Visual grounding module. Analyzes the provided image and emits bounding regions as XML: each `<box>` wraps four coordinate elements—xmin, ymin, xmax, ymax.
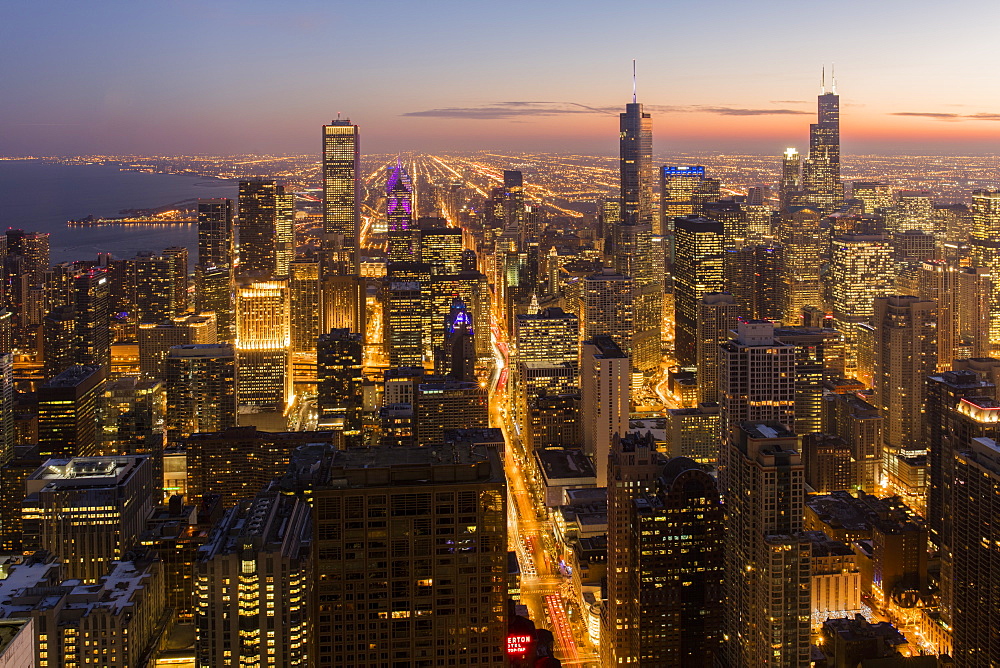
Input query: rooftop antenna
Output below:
<box><xmin>831</xmin><ymin>63</ymin><xmax>837</xmax><ymax>95</ymax></box>
<box><xmin>337</xmin><ymin>111</ymin><xmax>341</xmax><ymax>120</ymax></box>
<box><xmin>632</xmin><ymin>59</ymin><xmax>637</xmax><ymax>103</ymax></box>
<box><xmin>821</xmin><ymin>66</ymin><xmax>826</xmax><ymax>95</ymax></box>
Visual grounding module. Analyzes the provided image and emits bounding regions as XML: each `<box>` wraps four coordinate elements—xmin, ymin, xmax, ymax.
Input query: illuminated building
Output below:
<box><xmin>580</xmin><ymin>269</ymin><xmax>634</xmax><ymax>359</ymax></box>
<box><xmin>162</xmin><ymin>246</ymin><xmax>189</xmax><ymax>315</ymax></box>
<box><xmin>825</xmin><ymin>392</ymin><xmax>883</xmax><ymax>493</ymax></box>
<box><xmin>872</xmin><ymin>296</ymin><xmax>937</xmax><ymax>492</ymax></box>
<box><xmin>885</xmin><ymin>190</ymin><xmax>935</xmax><ymax>236</ymax></box>
<box><xmin>774</xmin><ymin>326</ymin><xmax>844</xmax><ymax>435</ymax></box>
<box><xmin>0</xmin><ymin>445</ymin><xmax>42</xmax><ymax>553</ymax></box>
<box><xmin>852</xmin><ymin>181</ymin><xmax>894</xmax><ymax>215</ymax></box>
<box><xmin>673</xmin><ymin>217</ymin><xmax>725</xmax><ymax>366</ymax></box>
<box><xmin>236</xmin><ymin>278</ymin><xmax>290</xmax><ymax>410</ymax></box>
<box><xmin>22</xmin><ymin>455</ymin><xmax>157</xmax><ymax>583</ymax></box>
<box><xmin>911</xmin><ymin>261</ymin><xmax>966</xmax><ymax>369</ymax></box>
<box><xmin>238</xmin><ymin>180</ymin><xmax>295</xmax><ymax>277</ymax></box>
<box><xmin>316</xmin><ymin>329</ymin><xmax>363</xmax><ymax>441</ymax></box>
<box><xmin>133</xmin><ymin>253</ymin><xmax>178</xmax><ymax>324</ymax></box>
<box><xmin>806</xmin><ymin>534</ymin><xmax>862</xmax><ymax>634</ymax></box>
<box><xmin>0</xmin><ymin>552</ymin><xmax>165</xmax><ymax>668</ymax></box>
<box><xmin>42</xmin><ymin>304</ymin><xmax>78</xmax><ymax>378</ymax></box>
<box><xmin>185</xmin><ymin>426</ymin><xmax>335</xmax><ymax>507</ymax></box>
<box><xmin>502</xmin><ymin>169</ymin><xmax>526</xmax><ymax>243</ymax></box>
<box><xmin>288</xmin><ymin>259</ymin><xmax>325</xmax><ymax>356</ymax></box>
<box><xmin>728</xmin><ymin>243</ymin><xmax>783</xmax><ymax>321</ymax></box>
<box><xmin>695</xmin><ymin>293</ymin><xmax>739</xmax><ymax>403</ymax></box>
<box><xmin>779</xmin><ymin>148</ymin><xmax>803</xmax><ymax>207</ymax></box>
<box><xmin>413</xmin><ymin>380</ymin><xmax>488</xmax><ymax>447</ymax></box>
<box><xmin>665</xmin><ymin>403</ymin><xmax>720</xmax><ymax>466</ymax></box>
<box><xmin>948</xmin><ymin>436</ymin><xmax>1000</xmax><ymax>665</ymax></box>
<box><xmin>309</xmin><ymin>445</ymin><xmax>507</xmax><ymax>668</ymax></box>
<box><xmin>195</xmin><ymin>263</ymin><xmax>235</xmax><ymax>341</ymax></box>
<box><xmin>802</xmin><ymin>433</ymin><xmax>853</xmax><ymax>492</ymax></box>
<box><xmin>597</xmin><ymin>197</ymin><xmax>621</xmax><ymax>251</ymax></box>
<box><xmin>620</xmin><ymin>97</ymin><xmax>653</xmax><ymax>230</ymax></box>
<box><xmin>385</xmin><ymin>281</ymin><xmax>424</xmax><ymax>367</ymax></box>
<box><xmin>441</xmin><ymin>298</ymin><xmax>475</xmax><ymax>381</ymax></box>
<box><xmin>321</xmin><ymin>273</ymin><xmax>366</xmax><ymax>336</ymax></box>
<box><xmin>418</xmin><ymin>225</ymin><xmax>463</xmax><ymax>274</ymax></box>
<box><xmin>100</xmin><ymin>376</ymin><xmax>165</xmax><ymax>455</ymax></box>
<box><xmin>164</xmin><ymin>343</ymin><xmax>237</xmax><ymax>441</ymax></box>
<box><xmin>386</xmin><ymin>158</ymin><xmax>414</xmax><ymax>232</ymax></box>
<box><xmin>73</xmin><ymin>268</ymin><xmax>111</xmax><ymax>371</ymax></box>
<box><xmin>196</xmin><ymin>490</ymin><xmax>310</xmax><ymax>668</ymax></box>
<box><xmin>322</xmin><ymin>119</ymin><xmax>360</xmax><ymax>274</ymax></box>
<box><xmin>37</xmin><ymin>363</ymin><xmax>106</xmax><ymax>458</ymax></box>
<box><xmin>722</xmin><ymin>422</ymin><xmax>811</xmax><ymax>667</ymax></box>
<box><xmin>197</xmin><ymin>198</ymin><xmax>235</xmax><ymax>268</ymax></box>
<box><xmin>778</xmin><ymin>205</ymin><xmax>826</xmax><ymax>323</ymax></box>
<box><xmin>514</xmin><ymin>307</ymin><xmax>579</xmax><ymax>369</ymax></box>
<box><xmin>802</xmin><ymin>76</ymin><xmax>843</xmax><ymax>213</ymax></box>
<box><xmin>719</xmin><ymin>321</ymin><xmax>796</xmax><ymax>448</ymax></box>
<box><xmin>601</xmin><ymin>431</ymin><xmax>664</xmax><ymax>665</ymax></box>
<box><xmin>525</xmin><ymin>393</ymin><xmax>580</xmax><ymax>451</ymax></box>
<box><xmin>817</xmin><ymin>616</ymin><xmax>910</xmax><ymax>666</ymax></box>
<box><xmin>138</xmin><ymin>312</ymin><xmax>217</xmax><ymax>379</ymax></box>
<box><xmin>828</xmin><ymin>233</ymin><xmax>895</xmax><ymax>372</ymax></box>
<box><xmin>581</xmin><ymin>336</ymin><xmax>629</xmax><ymax>487</ymax></box>
<box><xmin>969</xmin><ymin>190</ymin><xmax>1000</xmax><ymax>354</ymax></box>
<box><xmin>660</xmin><ymin>165</ymin><xmax>719</xmax><ymax>236</ymax></box>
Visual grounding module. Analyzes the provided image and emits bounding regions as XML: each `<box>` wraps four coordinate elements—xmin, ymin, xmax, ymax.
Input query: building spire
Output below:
<box><xmin>821</xmin><ymin>66</ymin><xmax>826</xmax><ymax>95</ymax></box>
<box><xmin>831</xmin><ymin>63</ymin><xmax>837</xmax><ymax>95</ymax></box>
<box><xmin>632</xmin><ymin>59</ymin><xmax>637</xmax><ymax>103</ymax></box>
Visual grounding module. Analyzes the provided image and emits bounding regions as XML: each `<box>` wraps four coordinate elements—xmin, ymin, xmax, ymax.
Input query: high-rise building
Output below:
<box><xmin>385</xmin><ymin>280</ymin><xmax>424</xmax><ymax>367</ymax></box>
<box><xmin>37</xmin><ymin>364</ymin><xmax>106</xmax><ymax>458</ymax></box>
<box><xmin>386</xmin><ymin>158</ymin><xmax>414</xmax><ymax>232</ymax></box>
<box><xmin>413</xmin><ymin>380</ymin><xmax>488</xmax><ymax>447</ymax></box>
<box><xmin>164</xmin><ymin>343</ymin><xmax>238</xmax><ymax>441</ymax></box>
<box><xmin>441</xmin><ymin>298</ymin><xmax>476</xmax><ymax>381</ymax></box>
<box><xmin>100</xmin><ymin>376</ymin><xmax>165</xmax><ymax>455</ymax></box>
<box><xmin>73</xmin><ymin>268</ymin><xmax>111</xmax><ymax>370</ymax></box>
<box><xmin>825</xmin><ymin>392</ymin><xmax>883</xmax><ymax>493</ymax></box>
<box><xmin>601</xmin><ymin>431</ymin><xmax>665</xmax><ymax>665</ymax></box>
<box><xmin>418</xmin><ymin>225</ymin><xmax>463</xmax><ymax>274</ymax></box>
<box><xmin>42</xmin><ymin>304</ymin><xmax>78</xmax><ymax>379</ymax></box>
<box><xmin>774</xmin><ymin>326</ymin><xmax>845</xmax><ymax>436</ymax></box>
<box><xmin>316</xmin><ymin>329</ymin><xmax>363</xmax><ymax>441</ymax></box>
<box><xmin>289</xmin><ymin>259</ymin><xmax>321</xmax><ymax>355</ymax></box>
<box><xmin>138</xmin><ymin>312</ymin><xmax>217</xmax><ymax>379</ymax></box>
<box><xmin>696</xmin><ymin>293</ymin><xmax>739</xmax><ymax>404</ymax></box>
<box><xmin>872</xmin><ymin>296</ymin><xmax>937</xmax><ymax>495</ymax></box>
<box><xmin>723</xmin><ymin>422</ymin><xmax>811</xmax><ymax>667</ymax></box>
<box><xmin>513</xmin><ymin>307</ymin><xmax>579</xmax><ymax>369</ymax></box>
<box><xmin>581</xmin><ymin>336</ymin><xmax>630</xmax><ymax>487</ymax></box>
<box><xmin>728</xmin><ymin>243</ymin><xmax>784</xmax><ymax>321</ymax></box>
<box><xmin>580</xmin><ymin>269</ymin><xmax>634</xmax><ymax>357</ymax></box>
<box><xmin>236</xmin><ymin>278</ymin><xmax>291</xmax><ymax>410</ymax></box>
<box><xmin>195</xmin><ymin>263</ymin><xmax>235</xmax><ymax>341</ymax></box>
<box><xmin>779</xmin><ymin>148</ymin><xmax>803</xmax><ymax>207</ymax></box>
<box><xmin>322</xmin><ymin>119</ymin><xmax>361</xmax><ymax>275</ymax></box>
<box><xmin>802</xmin><ymin>77</ymin><xmax>843</xmax><ymax>213</ymax></box>
<box><xmin>162</xmin><ymin>246</ymin><xmax>189</xmax><ymax>315</ymax></box>
<box><xmin>238</xmin><ymin>180</ymin><xmax>295</xmax><ymax>277</ymax></box>
<box><xmin>133</xmin><ymin>253</ymin><xmax>177</xmax><ymax>324</ymax></box>
<box><xmin>22</xmin><ymin>455</ymin><xmax>157</xmax><ymax>583</ymax></box>
<box><xmin>620</xmin><ymin>98</ymin><xmax>653</xmax><ymax>229</ymax></box>
<box><xmin>197</xmin><ymin>198</ymin><xmax>235</xmax><ymax>268</ymax></box>
<box><xmin>969</xmin><ymin>190</ymin><xmax>1000</xmax><ymax>354</ymax></box>
<box><xmin>778</xmin><ymin>205</ymin><xmax>826</xmax><ymax>323</ymax></box>
<box><xmin>660</xmin><ymin>165</ymin><xmax>719</xmax><ymax>236</ymax></box>
<box><xmin>309</xmin><ymin>445</ymin><xmax>507</xmax><ymax>667</ymax></box>
<box><xmin>674</xmin><ymin>216</ymin><xmax>726</xmax><ymax>366</ymax></box>
<box><xmin>196</xmin><ymin>490</ymin><xmax>310</xmax><ymax>668</ymax></box>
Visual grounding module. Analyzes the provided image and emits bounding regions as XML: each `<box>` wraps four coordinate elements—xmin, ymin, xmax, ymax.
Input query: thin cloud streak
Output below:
<box><xmin>891</xmin><ymin>111</ymin><xmax>1000</xmax><ymax>121</ymax></box>
<box><xmin>403</xmin><ymin>101</ymin><xmax>810</xmax><ymax>119</ymax></box>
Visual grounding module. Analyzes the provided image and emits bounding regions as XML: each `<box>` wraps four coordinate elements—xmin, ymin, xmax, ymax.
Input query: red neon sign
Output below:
<box><xmin>507</xmin><ymin>634</ymin><xmax>532</xmax><ymax>657</ymax></box>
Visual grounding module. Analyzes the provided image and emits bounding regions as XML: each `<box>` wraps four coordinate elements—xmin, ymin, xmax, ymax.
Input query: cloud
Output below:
<box><xmin>696</xmin><ymin>106</ymin><xmax>809</xmax><ymax>116</ymax></box>
<box><xmin>403</xmin><ymin>101</ymin><xmax>810</xmax><ymax>119</ymax></box>
<box><xmin>770</xmin><ymin>100</ymin><xmax>808</xmax><ymax>104</ymax></box>
<box><xmin>891</xmin><ymin>111</ymin><xmax>1000</xmax><ymax>121</ymax></box>
<box><xmin>401</xmin><ymin>101</ymin><xmax>611</xmax><ymax>119</ymax></box>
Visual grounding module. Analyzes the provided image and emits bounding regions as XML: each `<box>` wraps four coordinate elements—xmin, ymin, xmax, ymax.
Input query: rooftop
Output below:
<box><xmin>535</xmin><ymin>448</ymin><xmax>597</xmax><ymax>482</ymax></box>
<box><xmin>41</xmin><ymin>364</ymin><xmax>103</xmax><ymax>388</ymax></box>
<box><xmin>325</xmin><ymin>444</ymin><xmax>503</xmax><ymax>488</ymax></box>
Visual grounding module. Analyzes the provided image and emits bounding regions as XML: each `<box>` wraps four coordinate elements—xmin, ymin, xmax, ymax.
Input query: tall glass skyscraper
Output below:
<box><xmin>238</xmin><ymin>180</ymin><xmax>295</xmax><ymax>278</ymax></box>
<box><xmin>322</xmin><ymin>119</ymin><xmax>361</xmax><ymax>275</ymax></box>
<box><xmin>803</xmin><ymin>73</ymin><xmax>843</xmax><ymax>212</ymax></box>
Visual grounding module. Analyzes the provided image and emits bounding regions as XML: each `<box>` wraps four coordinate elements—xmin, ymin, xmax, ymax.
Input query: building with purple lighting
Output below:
<box><xmin>386</xmin><ymin>159</ymin><xmax>414</xmax><ymax>232</ymax></box>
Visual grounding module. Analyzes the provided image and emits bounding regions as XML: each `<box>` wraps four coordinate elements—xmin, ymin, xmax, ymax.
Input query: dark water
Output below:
<box><xmin>0</xmin><ymin>160</ymin><xmax>237</xmax><ymax>264</ymax></box>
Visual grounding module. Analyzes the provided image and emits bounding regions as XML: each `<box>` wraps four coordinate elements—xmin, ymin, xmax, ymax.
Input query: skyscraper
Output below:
<box><xmin>37</xmin><ymin>364</ymin><xmax>106</xmax><ymax>458</ymax></box>
<box><xmin>73</xmin><ymin>268</ymin><xmax>111</xmax><ymax>370</ymax></box>
<box><xmin>779</xmin><ymin>147</ymin><xmax>803</xmax><ymax>207</ymax></box>
<box><xmin>802</xmin><ymin>72</ymin><xmax>843</xmax><ymax>213</ymax></box>
<box><xmin>581</xmin><ymin>336</ymin><xmax>630</xmax><ymax>487</ymax></box>
<box><xmin>164</xmin><ymin>343</ymin><xmax>238</xmax><ymax>441</ymax></box>
<box><xmin>235</xmin><ymin>278</ymin><xmax>291</xmax><ymax>410</ymax></box>
<box><xmin>696</xmin><ymin>292</ymin><xmax>739</xmax><ymax>404</ymax></box>
<box><xmin>289</xmin><ymin>258</ymin><xmax>322</xmax><ymax>355</ymax></box>
<box><xmin>778</xmin><ymin>205</ymin><xmax>826</xmax><ymax>323</ymax></box>
<box><xmin>197</xmin><ymin>198</ymin><xmax>235</xmax><ymax>268</ymax></box>
<box><xmin>322</xmin><ymin>119</ymin><xmax>361</xmax><ymax>275</ymax></box>
<box><xmin>723</xmin><ymin>422</ymin><xmax>811</xmax><ymax>667</ymax></box>
<box><xmin>620</xmin><ymin>96</ymin><xmax>653</xmax><ymax>229</ymax></box>
<box><xmin>316</xmin><ymin>329</ymin><xmax>363</xmax><ymax>440</ymax></box>
<box><xmin>580</xmin><ymin>269</ymin><xmax>634</xmax><ymax>360</ymax></box>
<box><xmin>195</xmin><ymin>263</ymin><xmax>235</xmax><ymax>342</ymax></box>
<box><xmin>238</xmin><ymin>180</ymin><xmax>295</xmax><ymax>277</ymax></box>
<box><xmin>442</xmin><ymin>297</ymin><xmax>476</xmax><ymax>381</ymax></box>
<box><xmin>969</xmin><ymin>189</ymin><xmax>1000</xmax><ymax>354</ymax></box>
<box><xmin>674</xmin><ymin>216</ymin><xmax>726</xmax><ymax>367</ymax></box>
<box><xmin>133</xmin><ymin>253</ymin><xmax>177</xmax><ymax>324</ymax></box>
<box><xmin>386</xmin><ymin>158</ymin><xmax>414</xmax><ymax>232</ymax></box>
<box><xmin>309</xmin><ymin>445</ymin><xmax>507</xmax><ymax>667</ymax></box>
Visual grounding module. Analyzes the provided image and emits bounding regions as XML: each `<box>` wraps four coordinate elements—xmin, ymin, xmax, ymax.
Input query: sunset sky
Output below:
<box><xmin>4</xmin><ymin>0</ymin><xmax>1000</xmax><ymax>156</ymax></box>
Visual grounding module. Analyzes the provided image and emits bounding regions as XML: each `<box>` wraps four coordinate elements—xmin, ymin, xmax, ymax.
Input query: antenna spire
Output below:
<box><xmin>632</xmin><ymin>59</ymin><xmax>637</xmax><ymax>103</ymax></box>
<box><xmin>821</xmin><ymin>66</ymin><xmax>826</xmax><ymax>95</ymax></box>
<box><xmin>831</xmin><ymin>63</ymin><xmax>837</xmax><ymax>94</ymax></box>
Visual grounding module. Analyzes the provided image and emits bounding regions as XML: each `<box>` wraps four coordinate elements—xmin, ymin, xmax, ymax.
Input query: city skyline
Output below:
<box><xmin>4</xmin><ymin>0</ymin><xmax>1000</xmax><ymax>156</ymax></box>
